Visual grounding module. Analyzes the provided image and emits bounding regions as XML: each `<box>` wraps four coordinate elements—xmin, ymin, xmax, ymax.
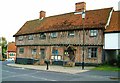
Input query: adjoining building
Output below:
<box><xmin>104</xmin><ymin>11</ymin><xmax>120</xmax><ymax>63</ymax></box>
<box><xmin>7</xmin><ymin>42</ymin><xmax>16</xmax><ymax>60</ymax></box>
<box><xmin>13</xmin><ymin>2</ymin><xmax>119</xmax><ymax>66</ymax></box>
<box><xmin>0</xmin><ymin>37</ymin><xmax>2</xmax><ymax>60</ymax></box>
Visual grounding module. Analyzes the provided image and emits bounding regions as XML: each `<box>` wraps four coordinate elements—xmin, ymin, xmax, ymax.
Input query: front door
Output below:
<box><xmin>40</xmin><ymin>49</ymin><xmax>45</xmax><ymax>59</ymax></box>
<box><xmin>67</xmin><ymin>47</ymin><xmax>75</xmax><ymax>62</ymax></box>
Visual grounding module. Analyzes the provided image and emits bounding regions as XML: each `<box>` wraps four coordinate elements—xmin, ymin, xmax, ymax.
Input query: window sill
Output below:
<box><xmin>39</xmin><ymin>38</ymin><xmax>46</xmax><ymax>40</ymax></box>
<box><xmin>89</xmin><ymin>36</ymin><xmax>97</xmax><ymax>37</ymax></box>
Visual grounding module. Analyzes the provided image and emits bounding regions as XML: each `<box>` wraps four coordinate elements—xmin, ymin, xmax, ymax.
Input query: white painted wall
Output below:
<box><xmin>105</xmin><ymin>33</ymin><xmax>120</xmax><ymax>49</ymax></box>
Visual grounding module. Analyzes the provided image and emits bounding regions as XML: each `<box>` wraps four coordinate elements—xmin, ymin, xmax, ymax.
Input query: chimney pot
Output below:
<box><xmin>39</xmin><ymin>11</ymin><xmax>46</xmax><ymax>19</ymax></box>
<box><xmin>75</xmin><ymin>2</ymin><xmax>86</xmax><ymax>12</ymax></box>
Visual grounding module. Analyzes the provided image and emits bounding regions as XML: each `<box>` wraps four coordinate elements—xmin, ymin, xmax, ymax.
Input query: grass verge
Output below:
<box><xmin>92</xmin><ymin>65</ymin><xmax>120</xmax><ymax>71</ymax></box>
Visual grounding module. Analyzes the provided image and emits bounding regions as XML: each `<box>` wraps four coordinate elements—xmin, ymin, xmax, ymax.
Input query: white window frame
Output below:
<box><xmin>90</xmin><ymin>30</ymin><xmax>98</xmax><ymax>37</ymax></box>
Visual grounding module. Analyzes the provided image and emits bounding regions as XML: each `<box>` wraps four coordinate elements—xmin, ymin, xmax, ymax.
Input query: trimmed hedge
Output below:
<box><xmin>15</xmin><ymin>58</ymin><xmax>34</xmax><ymax>65</ymax></box>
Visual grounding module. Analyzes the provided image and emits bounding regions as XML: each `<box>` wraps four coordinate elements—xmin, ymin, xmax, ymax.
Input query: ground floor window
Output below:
<box><xmin>52</xmin><ymin>49</ymin><xmax>61</xmax><ymax>60</ymax></box>
<box><xmin>19</xmin><ymin>47</ymin><xmax>24</xmax><ymax>54</ymax></box>
<box><xmin>9</xmin><ymin>53</ymin><xmax>15</xmax><ymax>56</ymax></box>
<box><xmin>88</xmin><ymin>47</ymin><xmax>97</xmax><ymax>58</ymax></box>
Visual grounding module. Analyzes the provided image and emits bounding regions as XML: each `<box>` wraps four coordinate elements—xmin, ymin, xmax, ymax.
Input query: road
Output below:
<box><xmin>1</xmin><ymin>61</ymin><xmax>119</xmax><ymax>82</ymax></box>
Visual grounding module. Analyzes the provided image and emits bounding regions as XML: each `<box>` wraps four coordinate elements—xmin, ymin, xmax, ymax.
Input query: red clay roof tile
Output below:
<box><xmin>14</xmin><ymin>7</ymin><xmax>112</xmax><ymax>36</ymax></box>
<box><xmin>7</xmin><ymin>42</ymin><xmax>16</xmax><ymax>52</ymax></box>
<box><xmin>105</xmin><ymin>11</ymin><xmax>120</xmax><ymax>32</ymax></box>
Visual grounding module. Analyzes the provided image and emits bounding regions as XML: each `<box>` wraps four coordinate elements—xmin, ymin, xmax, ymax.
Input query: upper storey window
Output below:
<box><xmin>68</xmin><ymin>31</ymin><xmax>75</xmax><ymax>37</ymax></box>
<box><xmin>18</xmin><ymin>36</ymin><xmax>23</xmax><ymax>41</ymax></box>
<box><xmin>51</xmin><ymin>32</ymin><xmax>57</xmax><ymax>38</ymax></box>
<box><xmin>90</xmin><ymin>30</ymin><xmax>98</xmax><ymax>37</ymax></box>
<box><xmin>28</xmin><ymin>35</ymin><xmax>33</xmax><ymax>40</ymax></box>
<box><xmin>40</xmin><ymin>33</ymin><xmax>46</xmax><ymax>39</ymax></box>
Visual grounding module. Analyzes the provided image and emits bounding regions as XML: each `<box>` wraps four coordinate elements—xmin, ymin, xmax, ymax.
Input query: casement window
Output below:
<box><xmin>18</xmin><ymin>36</ymin><xmax>23</xmax><ymax>41</ymax></box>
<box><xmin>51</xmin><ymin>32</ymin><xmax>57</xmax><ymax>38</ymax></box>
<box><xmin>90</xmin><ymin>30</ymin><xmax>98</xmax><ymax>37</ymax></box>
<box><xmin>88</xmin><ymin>48</ymin><xmax>97</xmax><ymax>58</ymax></box>
<box><xmin>40</xmin><ymin>33</ymin><xmax>46</xmax><ymax>39</ymax></box>
<box><xmin>32</xmin><ymin>49</ymin><xmax>37</xmax><ymax>55</ymax></box>
<box><xmin>68</xmin><ymin>31</ymin><xmax>75</xmax><ymax>37</ymax></box>
<box><xmin>28</xmin><ymin>35</ymin><xmax>33</xmax><ymax>40</ymax></box>
<box><xmin>19</xmin><ymin>47</ymin><xmax>24</xmax><ymax>54</ymax></box>
<box><xmin>9</xmin><ymin>53</ymin><xmax>15</xmax><ymax>56</ymax></box>
<box><xmin>52</xmin><ymin>49</ymin><xmax>60</xmax><ymax>60</ymax></box>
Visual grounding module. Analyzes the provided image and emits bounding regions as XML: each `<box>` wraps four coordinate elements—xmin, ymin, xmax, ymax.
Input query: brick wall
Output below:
<box><xmin>15</xmin><ymin>29</ymin><xmax>103</xmax><ymax>46</ymax></box>
<box><xmin>16</xmin><ymin>45</ymin><xmax>103</xmax><ymax>64</ymax></box>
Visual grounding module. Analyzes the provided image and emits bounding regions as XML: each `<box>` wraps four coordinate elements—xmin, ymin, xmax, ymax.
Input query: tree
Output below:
<box><xmin>0</xmin><ymin>37</ymin><xmax>7</xmax><ymax>59</ymax></box>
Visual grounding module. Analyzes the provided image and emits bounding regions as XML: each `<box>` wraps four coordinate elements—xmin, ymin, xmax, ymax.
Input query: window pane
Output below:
<box><xmin>90</xmin><ymin>30</ymin><xmax>98</xmax><ymax>36</ymax></box>
<box><xmin>88</xmin><ymin>48</ymin><xmax>97</xmax><ymax>58</ymax></box>
<box><xmin>88</xmin><ymin>48</ymin><xmax>91</xmax><ymax>58</ymax></box>
<box><xmin>94</xmin><ymin>30</ymin><xmax>97</xmax><ymax>36</ymax></box>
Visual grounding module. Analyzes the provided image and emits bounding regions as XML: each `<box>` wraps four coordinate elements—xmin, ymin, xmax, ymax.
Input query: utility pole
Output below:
<box><xmin>82</xmin><ymin>10</ymin><xmax>85</xmax><ymax>70</ymax></box>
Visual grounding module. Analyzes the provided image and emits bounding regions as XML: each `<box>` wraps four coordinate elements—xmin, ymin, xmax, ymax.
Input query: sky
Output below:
<box><xmin>0</xmin><ymin>0</ymin><xmax>119</xmax><ymax>42</ymax></box>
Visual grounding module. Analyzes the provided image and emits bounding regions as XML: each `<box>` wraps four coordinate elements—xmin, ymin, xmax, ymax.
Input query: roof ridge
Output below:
<box><xmin>27</xmin><ymin>7</ymin><xmax>113</xmax><ymax>22</ymax></box>
<box><xmin>86</xmin><ymin>7</ymin><xmax>113</xmax><ymax>12</ymax></box>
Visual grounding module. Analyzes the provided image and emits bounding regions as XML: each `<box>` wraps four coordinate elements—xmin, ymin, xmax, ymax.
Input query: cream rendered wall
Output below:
<box><xmin>105</xmin><ymin>33</ymin><xmax>120</xmax><ymax>49</ymax></box>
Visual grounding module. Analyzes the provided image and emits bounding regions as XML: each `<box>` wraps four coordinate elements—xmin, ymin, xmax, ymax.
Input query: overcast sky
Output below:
<box><xmin>0</xmin><ymin>0</ymin><xmax>119</xmax><ymax>42</ymax></box>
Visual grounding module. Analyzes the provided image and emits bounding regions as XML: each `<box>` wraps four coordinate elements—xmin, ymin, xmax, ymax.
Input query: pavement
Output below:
<box><xmin>7</xmin><ymin>63</ymin><xmax>95</xmax><ymax>74</ymax></box>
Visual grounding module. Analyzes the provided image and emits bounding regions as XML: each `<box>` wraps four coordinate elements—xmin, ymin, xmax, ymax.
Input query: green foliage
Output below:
<box><xmin>92</xmin><ymin>65</ymin><xmax>120</xmax><ymax>71</ymax></box>
<box><xmin>0</xmin><ymin>37</ymin><xmax>7</xmax><ymax>59</ymax></box>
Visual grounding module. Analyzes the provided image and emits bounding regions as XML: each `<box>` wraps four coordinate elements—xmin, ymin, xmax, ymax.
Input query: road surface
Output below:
<box><xmin>1</xmin><ymin>61</ymin><xmax>119</xmax><ymax>83</ymax></box>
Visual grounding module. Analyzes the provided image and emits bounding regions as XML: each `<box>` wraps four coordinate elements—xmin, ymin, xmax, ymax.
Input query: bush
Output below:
<box><xmin>108</xmin><ymin>59</ymin><xmax>117</xmax><ymax>66</ymax></box>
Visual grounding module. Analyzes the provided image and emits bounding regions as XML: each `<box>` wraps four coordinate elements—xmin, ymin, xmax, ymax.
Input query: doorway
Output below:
<box><xmin>67</xmin><ymin>46</ymin><xmax>75</xmax><ymax>62</ymax></box>
<box><xmin>40</xmin><ymin>49</ymin><xmax>46</xmax><ymax>59</ymax></box>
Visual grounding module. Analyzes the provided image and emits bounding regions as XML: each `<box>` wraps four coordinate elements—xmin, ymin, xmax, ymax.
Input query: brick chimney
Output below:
<box><xmin>39</xmin><ymin>11</ymin><xmax>46</xmax><ymax>19</ymax></box>
<box><xmin>75</xmin><ymin>2</ymin><xmax>86</xmax><ymax>12</ymax></box>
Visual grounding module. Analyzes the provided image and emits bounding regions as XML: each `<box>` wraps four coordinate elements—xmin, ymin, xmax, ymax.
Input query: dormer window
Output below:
<box><xmin>28</xmin><ymin>35</ymin><xmax>33</xmax><ymax>40</ymax></box>
<box><xmin>51</xmin><ymin>32</ymin><xmax>57</xmax><ymax>38</ymax></box>
<box><xmin>18</xmin><ymin>36</ymin><xmax>23</xmax><ymax>41</ymax></box>
<box><xmin>90</xmin><ymin>30</ymin><xmax>98</xmax><ymax>37</ymax></box>
<box><xmin>68</xmin><ymin>31</ymin><xmax>75</xmax><ymax>37</ymax></box>
<box><xmin>40</xmin><ymin>33</ymin><xmax>46</xmax><ymax>39</ymax></box>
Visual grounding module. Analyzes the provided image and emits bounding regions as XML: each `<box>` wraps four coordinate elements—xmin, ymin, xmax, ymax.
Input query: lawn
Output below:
<box><xmin>92</xmin><ymin>65</ymin><xmax>120</xmax><ymax>71</ymax></box>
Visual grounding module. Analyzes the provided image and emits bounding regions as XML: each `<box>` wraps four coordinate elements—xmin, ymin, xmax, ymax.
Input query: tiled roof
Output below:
<box><xmin>14</xmin><ymin>8</ymin><xmax>112</xmax><ymax>36</ymax></box>
<box><xmin>105</xmin><ymin>11</ymin><xmax>120</xmax><ymax>33</ymax></box>
<box><xmin>7</xmin><ymin>42</ymin><xmax>16</xmax><ymax>52</ymax></box>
